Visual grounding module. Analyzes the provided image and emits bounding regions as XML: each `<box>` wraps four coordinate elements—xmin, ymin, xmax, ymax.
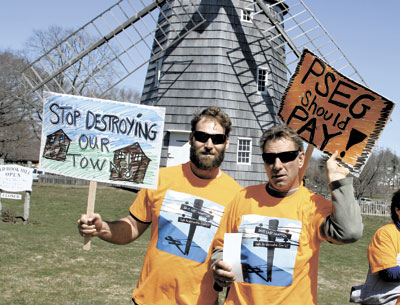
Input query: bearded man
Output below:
<box><xmin>78</xmin><ymin>106</ymin><xmax>242</xmax><ymax>305</ymax></box>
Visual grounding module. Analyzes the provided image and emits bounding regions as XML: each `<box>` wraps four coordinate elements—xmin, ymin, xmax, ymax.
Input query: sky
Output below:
<box><xmin>1</xmin><ymin>0</ymin><xmax>399</xmax><ymax>155</ymax></box>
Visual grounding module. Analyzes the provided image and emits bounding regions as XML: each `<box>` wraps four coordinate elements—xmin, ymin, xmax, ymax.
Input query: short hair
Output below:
<box><xmin>190</xmin><ymin>106</ymin><xmax>232</xmax><ymax>137</ymax></box>
<box><xmin>259</xmin><ymin>124</ymin><xmax>304</xmax><ymax>152</ymax></box>
<box><xmin>391</xmin><ymin>189</ymin><xmax>400</xmax><ymax>222</ymax></box>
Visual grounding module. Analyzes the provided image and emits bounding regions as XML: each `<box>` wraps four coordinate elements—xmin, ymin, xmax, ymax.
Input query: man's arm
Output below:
<box><xmin>320</xmin><ymin>151</ymin><xmax>363</xmax><ymax>244</ymax></box>
<box><xmin>78</xmin><ymin>213</ymin><xmax>150</xmax><ymax>245</ymax></box>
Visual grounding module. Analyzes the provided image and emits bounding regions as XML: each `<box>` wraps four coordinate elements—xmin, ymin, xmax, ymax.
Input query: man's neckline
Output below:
<box><xmin>265</xmin><ymin>183</ymin><xmax>299</xmax><ymax>198</ymax></box>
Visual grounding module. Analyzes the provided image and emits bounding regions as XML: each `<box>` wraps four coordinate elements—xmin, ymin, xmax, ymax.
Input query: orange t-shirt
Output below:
<box><xmin>367</xmin><ymin>222</ymin><xmax>400</xmax><ymax>304</ymax></box>
<box><xmin>212</xmin><ymin>183</ymin><xmax>332</xmax><ymax>305</ymax></box>
<box><xmin>130</xmin><ymin>162</ymin><xmax>242</xmax><ymax>305</ymax></box>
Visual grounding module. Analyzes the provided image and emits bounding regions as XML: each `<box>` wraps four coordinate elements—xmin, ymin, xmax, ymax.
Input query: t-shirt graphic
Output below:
<box><xmin>157</xmin><ymin>190</ymin><xmax>224</xmax><ymax>263</ymax></box>
<box><xmin>239</xmin><ymin>214</ymin><xmax>302</xmax><ymax>286</ymax></box>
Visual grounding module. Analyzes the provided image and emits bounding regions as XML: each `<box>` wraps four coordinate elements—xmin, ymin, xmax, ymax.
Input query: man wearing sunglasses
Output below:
<box><xmin>211</xmin><ymin>124</ymin><xmax>363</xmax><ymax>305</ymax></box>
<box><xmin>78</xmin><ymin>106</ymin><xmax>242</xmax><ymax>305</ymax></box>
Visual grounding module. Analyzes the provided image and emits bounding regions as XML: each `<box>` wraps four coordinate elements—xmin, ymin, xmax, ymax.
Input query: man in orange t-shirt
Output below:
<box><xmin>78</xmin><ymin>107</ymin><xmax>242</xmax><ymax>305</ymax></box>
<box><xmin>351</xmin><ymin>190</ymin><xmax>400</xmax><ymax>304</ymax></box>
<box><xmin>212</xmin><ymin>124</ymin><xmax>363</xmax><ymax>305</ymax></box>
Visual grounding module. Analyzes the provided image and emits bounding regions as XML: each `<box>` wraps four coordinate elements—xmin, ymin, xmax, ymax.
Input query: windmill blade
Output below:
<box><xmin>245</xmin><ymin>0</ymin><xmax>368</xmax><ymax>178</ymax></box>
<box><xmin>21</xmin><ymin>0</ymin><xmax>206</xmax><ymax>99</ymax></box>
<box><xmin>248</xmin><ymin>0</ymin><xmax>367</xmax><ymax>87</ymax></box>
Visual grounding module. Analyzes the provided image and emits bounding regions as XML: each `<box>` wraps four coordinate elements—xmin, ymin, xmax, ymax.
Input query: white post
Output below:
<box><xmin>23</xmin><ymin>161</ymin><xmax>32</xmax><ymax>222</ymax></box>
<box><xmin>0</xmin><ymin>159</ymin><xmax>3</xmax><ymax>213</ymax></box>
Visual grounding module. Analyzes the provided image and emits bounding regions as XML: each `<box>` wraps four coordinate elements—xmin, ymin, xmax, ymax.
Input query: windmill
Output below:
<box><xmin>22</xmin><ymin>0</ymin><xmax>366</xmax><ymax>187</ymax></box>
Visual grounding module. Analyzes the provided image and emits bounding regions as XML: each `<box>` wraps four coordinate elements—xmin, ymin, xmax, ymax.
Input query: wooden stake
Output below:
<box><xmin>83</xmin><ymin>180</ymin><xmax>97</xmax><ymax>250</ymax></box>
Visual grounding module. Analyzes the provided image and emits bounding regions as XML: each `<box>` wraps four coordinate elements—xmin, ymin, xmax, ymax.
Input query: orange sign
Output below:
<box><xmin>279</xmin><ymin>49</ymin><xmax>395</xmax><ymax>175</ymax></box>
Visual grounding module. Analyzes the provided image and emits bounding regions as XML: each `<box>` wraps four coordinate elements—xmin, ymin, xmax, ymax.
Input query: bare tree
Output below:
<box><xmin>382</xmin><ymin>149</ymin><xmax>400</xmax><ymax>191</ymax></box>
<box><xmin>24</xmin><ymin>25</ymin><xmax>116</xmax><ymax>97</ymax></box>
<box><xmin>23</xmin><ymin>25</ymin><xmax>142</xmax><ymax>101</ymax></box>
<box><xmin>102</xmin><ymin>87</ymin><xmax>141</xmax><ymax>103</ymax></box>
<box><xmin>353</xmin><ymin>148</ymin><xmax>388</xmax><ymax>199</ymax></box>
<box><xmin>0</xmin><ymin>51</ymin><xmax>33</xmax><ymax>128</ymax></box>
<box><xmin>305</xmin><ymin>155</ymin><xmax>329</xmax><ymax>196</ymax></box>
<box><xmin>0</xmin><ymin>50</ymin><xmax>41</xmax><ymax>161</ymax></box>
<box><xmin>305</xmin><ymin>148</ymin><xmax>400</xmax><ymax>200</ymax></box>
<box><xmin>0</xmin><ymin>26</ymin><xmax>141</xmax><ymax>162</ymax></box>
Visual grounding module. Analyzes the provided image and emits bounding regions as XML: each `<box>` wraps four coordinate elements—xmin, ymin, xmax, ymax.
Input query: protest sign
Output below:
<box><xmin>39</xmin><ymin>92</ymin><xmax>165</xmax><ymax>190</ymax></box>
<box><xmin>0</xmin><ymin>165</ymin><xmax>33</xmax><ymax>192</ymax></box>
<box><xmin>279</xmin><ymin>49</ymin><xmax>395</xmax><ymax>175</ymax></box>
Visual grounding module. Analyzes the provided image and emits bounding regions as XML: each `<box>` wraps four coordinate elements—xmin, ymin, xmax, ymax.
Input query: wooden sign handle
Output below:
<box><xmin>83</xmin><ymin>180</ymin><xmax>97</xmax><ymax>250</ymax></box>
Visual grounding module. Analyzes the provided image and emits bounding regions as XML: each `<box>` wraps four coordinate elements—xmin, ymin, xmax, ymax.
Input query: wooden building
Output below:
<box><xmin>43</xmin><ymin>129</ymin><xmax>71</xmax><ymax>162</ymax></box>
<box><xmin>110</xmin><ymin>142</ymin><xmax>151</xmax><ymax>184</ymax></box>
<box><xmin>140</xmin><ymin>0</ymin><xmax>288</xmax><ymax>186</ymax></box>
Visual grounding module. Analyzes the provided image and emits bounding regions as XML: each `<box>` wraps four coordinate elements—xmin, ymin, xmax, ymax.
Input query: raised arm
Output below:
<box><xmin>320</xmin><ymin>151</ymin><xmax>363</xmax><ymax>244</ymax></box>
<box><xmin>78</xmin><ymin>213</ymin><xmax>150</xmax><ymax>245</ymax></box>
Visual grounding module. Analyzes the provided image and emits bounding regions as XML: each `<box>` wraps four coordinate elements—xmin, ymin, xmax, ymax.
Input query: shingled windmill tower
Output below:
<box><xmin>140</xmin><ymin>0</ymin><xmax>289</xmax><ymax>186</ymax></box>
<box><xmin>22</xmin><ymin>0</ymin><xmax>366</xmax><ymax>187</ymax></box>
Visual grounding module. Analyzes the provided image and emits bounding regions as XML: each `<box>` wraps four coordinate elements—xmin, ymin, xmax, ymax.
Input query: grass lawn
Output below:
<box><xmin>317</xmin><ymin>215</ymin><xmax>389</xmax><ymax>304</ymax></box>
<box><xmin>0</xmin><ymin>183</ymin><xmax>392</xmax><ymax>304</ymax></box>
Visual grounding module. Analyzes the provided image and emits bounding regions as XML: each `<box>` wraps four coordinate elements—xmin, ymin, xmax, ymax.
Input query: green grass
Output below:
<box><xmin>0</xmin><ymin>184</ymin><xmax>392</xmax><ymax>304</ymax></box>
<box><xmin>317</xmin><ymin>215</ymin><xmax>390</xmax><ymax>304</ymax></box>
<box><xmin>0</xmin><ymin>183</ymin><xmax>148</xmax><ymax>305</ymax></box>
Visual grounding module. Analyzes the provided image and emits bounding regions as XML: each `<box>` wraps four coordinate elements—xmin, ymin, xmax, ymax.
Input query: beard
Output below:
<box><xmin>190</xmin><ymin>145</ymin><xmax>225</xmax><ymax>170</ymax></box>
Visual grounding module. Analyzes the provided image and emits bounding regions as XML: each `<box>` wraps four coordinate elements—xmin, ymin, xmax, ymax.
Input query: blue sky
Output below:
<box><xmin>1</xmin><ymin>0</ymin><xmax>399</xmax><ymax>155</ymax></box>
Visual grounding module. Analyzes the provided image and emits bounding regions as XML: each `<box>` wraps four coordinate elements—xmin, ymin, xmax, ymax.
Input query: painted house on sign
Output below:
<box><xmin>43</xmin><ymin>129</ymin><xmax>71</xmax><ymax>161</ymax></box>
<box><xmin>110</xmin><ymin>142</ymin><xmax>151</xmax><ymax>184</ymax></box>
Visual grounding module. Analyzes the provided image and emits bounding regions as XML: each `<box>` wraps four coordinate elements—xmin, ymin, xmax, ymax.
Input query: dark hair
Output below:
<box><xmin>391</xmin><ymin>189</ymin><xmax>400</xmax><ymax>222</ymax></box>
<box><xmin>259</xmin><ymin>124</ymin><xmax>304</xmax><ymax>152</ymax></box>
<box><xmin>190</xmin><ymin>106</ymin><xmax>232</xmax><ymax>137</ymax></box>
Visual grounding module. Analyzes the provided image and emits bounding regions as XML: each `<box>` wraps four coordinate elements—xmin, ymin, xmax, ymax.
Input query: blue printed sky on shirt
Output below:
<box><xmin>157</xmin><ymin>190</ymin><xmax>224</xmax><ymax>263</ymax></box>
<box><xmin>239</xmin><ymin>215</ymin><xmax>302</xmax><ymax>286</ymax></box>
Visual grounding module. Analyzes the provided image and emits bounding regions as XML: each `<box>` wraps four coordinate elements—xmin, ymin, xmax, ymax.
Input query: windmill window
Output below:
<box><xmin>237</xmin><ymin>138</ymin><xmax>252</xmax><ymax>165</ymax></box>
<box><xmin>257</xmin><ymin>67</ymin><xmax>268</xmax><ymax>93</ymax></box>
<box><xmin>241</xmin><ymin>9</ymin><xmax>253</xmax><ymax>22</ymax></box>
<box><xmin>49</xmin><ymin>135</ymin><xmax>56</xmax><ymax>144</ymax></box>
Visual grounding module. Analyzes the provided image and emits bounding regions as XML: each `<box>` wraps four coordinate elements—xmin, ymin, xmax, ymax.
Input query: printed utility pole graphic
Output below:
<box><xmin>225</xmin><ymin>215</ymin><xmax>301</xmax><ymax>286</ymax></box>
<box><xmin>180</xmin><ymin>199</ymin><xmax>207</xmax><ymax>255</ymax></box>
<box><xmin>242</xmin><ymin>218</ymin><xmax>297</xmax><ymax>284</ymax></box>
<box><xmin>157</xmin><ymin>190</ymin><xmax>224</xmax><ymax>263</ymax></box>
<box><xmin>279</xmin><ymin>49</ymin><xmax>395</xmax><ymax>175</ymax></box>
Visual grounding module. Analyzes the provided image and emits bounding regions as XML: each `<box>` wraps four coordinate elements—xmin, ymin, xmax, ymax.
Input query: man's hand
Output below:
<box><xmin>212</xmin><ymin>260</ymin><xmax>236</xmax><ymax>288</ymax></box>
<box><xmin>77</xmin><ymin>213</ymin><xmax>108</xmax><ymax>238</ymax></box>
<box><xmin>326</xmin><ymin>151</ymin><xmax>350</xmax><ymax>183</ymax></box>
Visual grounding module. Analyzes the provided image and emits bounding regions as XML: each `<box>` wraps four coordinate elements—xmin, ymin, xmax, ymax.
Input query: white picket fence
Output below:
<box><xmin>358</xmin><ymin>200</ymin><xmax>390</xmax><ymax>217</ymax></box>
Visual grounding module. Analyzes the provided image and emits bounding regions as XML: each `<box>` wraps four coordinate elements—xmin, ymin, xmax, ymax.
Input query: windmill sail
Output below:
<box><xmin>21</xmin><ymin>0</ymin><xmax>368</xmax><ymax>186</ymax></box>
<box><xmin>21</xmin><ymin>0</ymin><xmax>206</xmax><ymax>99</ymax></box>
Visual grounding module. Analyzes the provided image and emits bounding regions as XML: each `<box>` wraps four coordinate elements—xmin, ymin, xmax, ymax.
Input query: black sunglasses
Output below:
<box><xmin>193</xmin><ymin>131</ymin><xmax>227</xmax><ymax>145</ymax></box>
<box><xmin>262</xmin><ymin>150</ymin><xmax>299</xmax><ymax>164</ymax></box>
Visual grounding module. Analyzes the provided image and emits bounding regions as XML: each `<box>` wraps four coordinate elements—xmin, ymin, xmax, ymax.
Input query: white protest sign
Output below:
<box><xmin>39</xmin><ymin>92</ymin><xmax>165</xmax><ymax>190</ymax></box>
<box><xmin>223</xmin><ymin>233</ymin><xmax>244</xmax><ymax>282</ymax></box>
<box><xmin>0</xmin><ymin>165</ymin><xmax>33</xmax><ymax>192</ymax></box>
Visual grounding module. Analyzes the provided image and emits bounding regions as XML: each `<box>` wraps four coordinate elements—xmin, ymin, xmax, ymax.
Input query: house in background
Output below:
<box><xmin>140</xmin><ymin>0</ymin><xmax>288</xmax><ymax>186</ymax></box>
